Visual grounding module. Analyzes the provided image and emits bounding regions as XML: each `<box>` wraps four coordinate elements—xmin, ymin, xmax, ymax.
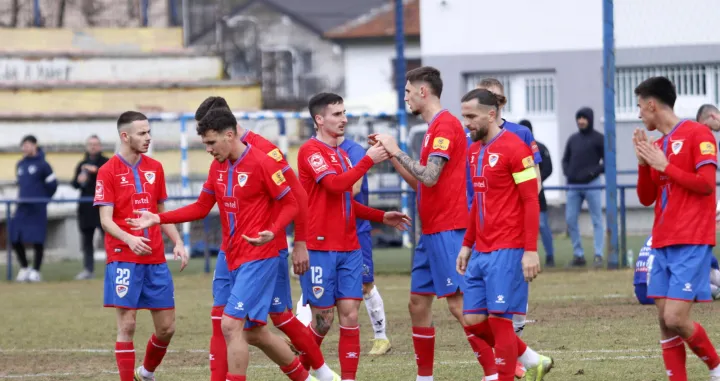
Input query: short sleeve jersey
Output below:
<box><xmin>418</xmin><ymin>110</ymin><xmax>468</xmax><ymax>234</ymax></box>
<box><xmin>339</xmin><ymin>138</ymin><xmax>371</xmax><ymax>234</ymax></box>
<box><xmin>201</xmin><ymin>145</ymin><xmax>291</xmax><ymax>270</ymax></box>
<box><xmin>93</xmin><ymin>154</ymin><xmax>168</xmax><ymax>264</ymax></box>
<box><xmin>467</xmin><ymin>130</ymin><xmax>536</xmax><ymax>252</ymax></box>
<box><xmin>298</xmin><ymin>137</ymin><xmax>361</xmax><ymax>251</ymax></box>
<box><xmin>647</xmin><ymin>120</ymin><xmax>718</xmax><ymax>248</ymax></box>
<box><xmin>240</xmin><ymin>130</ymin><xmax>292</xmax><ymax>251</ymax></box>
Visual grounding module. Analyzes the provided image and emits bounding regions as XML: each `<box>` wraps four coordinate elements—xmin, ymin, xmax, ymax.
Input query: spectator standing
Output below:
<box><xmin>12</xmin><ymin>135</ymin><xmax>58</xmax><ymax>282</ymax></box>
<box><xmin>562</xmin><ymin>107</ymin><xmax>605</xmax><ymax>268</ymax></box>
<box><xmin>71</xmin><ymin>135</ymin><xmax>109</xmax><ymax>280</ymax></box>
<box><xmin>519</xmin><ymin>119</ymin><xmax>555</xmax><ymax>267</ymax></box>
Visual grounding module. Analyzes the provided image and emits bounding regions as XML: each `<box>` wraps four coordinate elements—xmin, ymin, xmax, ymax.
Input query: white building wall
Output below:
<box><xmin>343</xmin><ymin>42</ymin><xmax>422</xmax><ymax>101</ymax></box>
<box><xmin>421</xmin><ymin>0</ymin><xmax>720</xmax><ymax>56</ymax></box>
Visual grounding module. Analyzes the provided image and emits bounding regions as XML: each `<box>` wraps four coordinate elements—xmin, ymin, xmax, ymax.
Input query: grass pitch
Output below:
<box><xmin>1</xmin><ymin>235</ymin><xmax>719</xmax><ymax>380</ymax></box>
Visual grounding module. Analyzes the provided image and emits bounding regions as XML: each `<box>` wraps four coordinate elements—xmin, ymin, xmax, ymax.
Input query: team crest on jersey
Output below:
<box><xmin>671</xmin><ymin>141</ymin><xmax>683</xmax><ymax>155</ymax></box>
<box><xmin>308</xmin><ymin>153</ymin><xmax>329</xmax><ymax>173</ymax></box>
<box><xmin>488</xmin><ymin>154</ymin><xmax>499</xmax><ymax>167</ymax></box>
<box><xmin>144</xmin><ymin>172</ymin><xmax>155</xmax><ymax>184</ymax></box>
<box><xmin>116</xmin><ymin>285</ymin><xmax>128</xmax><ymax>298</ymax></box>
<box><xmin>237</xmin><ymin>173</ymin><xmax>249</xmax><ymax>187</ymax></box>
<box><xmin>313</xmin><ymin>286</ymin><xmax>324</xmax><ymax>299</ymax></box>
<box><xmin>28</xmin><ymin>165</ymin><xmax>36</xmax><ymax>175</ymax></box>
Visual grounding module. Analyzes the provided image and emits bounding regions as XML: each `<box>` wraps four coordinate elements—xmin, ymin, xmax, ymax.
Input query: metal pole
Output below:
<box><xmin>603</xmin><ymin>0</ymin><xmax>619</xmax><ymax>269</ymax></box>
<box><xmin>181</xmin><ymin>0</ymin><xmax>190</xmax><ymax>46</ymax></box>
<box><xmin>180</xmin><ymin>116</ymin><xmax>191</xmax><ymax>251</ymax></box>
<box><xmin>142</xmin><ymin>0</ymin><xmax>149</xmax><ymax>27</ymax></box>
<box><xmin>6</xmin><ymin>202</ymin><xmax>12</xmax><ymax>281</ymax></box>
<box><xmin>394</xmin><ymin>0</ymin><xmax>410</xmax><ymax>248</ymax></box>
<box><xmin>33</xmin><ymin>0</ymin><xmax>41</xmax><ymax>26</ymax></box>
<box><xmin>620</xmin><ymin>186</ymin><xmax>627</xmax><ymax>267</ymax></box>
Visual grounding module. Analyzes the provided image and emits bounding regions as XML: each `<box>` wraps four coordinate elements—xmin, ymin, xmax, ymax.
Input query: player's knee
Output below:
<box><xmin>156</xmin><ymin>321</ymin><xmax>176</xmax><ymax>341</ymax></box>
<box><xmin>220</xmin><ymin>316</ymin><xmax>242</xmax><ymax>340</ymax></box>
<box><xmin>408</xmin><ymin>295</ymin><xmax>430</xmax><ymax>316</ymax></box>
<box><xmin>662</xmin><ymin>309</ymin><xmax>689</xmax><ymax>333</ymax></box>
<box><xmin>244</xmin><ymin>327</ymin><xmax>266</xmax><ymax>347</ymax></box>
<box><xmin>463</xmin><ymin>313</ymin><xmax>485</xmax><ymax>326</ymax></box>
<box><xmin>338</xmin><ymin>309</ymin><xmax>358</xmax><ymax>326</ymax></box>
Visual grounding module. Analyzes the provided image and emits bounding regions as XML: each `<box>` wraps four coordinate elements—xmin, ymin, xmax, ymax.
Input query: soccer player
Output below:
<box><xmin>127</xmin><ymin>108</ymin><xmax>318</xmax><ymax>381</ymax></box>
<box><xmin>93</xmin><ymin>111</ymin><xmax>189</xmax><ymax>381</ymax></box>
<box><xmin>192</xmin><ymin>97</ymin><xmax>336</xmax><ymax>381</ymax></box>
<box><xmin>473</xmin><ymin>79</ymin><xmax>554</xmax><ymax>380</ymax></box>
<box><xmin>456</xmin><ymin>88</ymin><xmax>542</xmax><ymax>381</ymax></box>
<box><xmin>372</xmin><ymin>67</ymin><xmax>499</xmax><ymax>381</ymax></box>
<box><xmin>633</xmin><ymin>236</ymin><xmax>720</xmax><ymax>304</ymax></box>
<box><xmin>298</xmin><ymin>92</ymin><xmax>411</xmax><ymax>381</ymax></box>
<box><xmin>339</xmin><ymin>134</ymin><xmax>392</xmax><ymax>355</ymax></box>
<box><xmin>633</xmin><ymin>76</ymin><xmax>720</xmax><ymax>380</ymax></box>
<box><xmin>697</xmin><ymin>104</ymin><xmax>720</xmax><ymax>132</ymax></box>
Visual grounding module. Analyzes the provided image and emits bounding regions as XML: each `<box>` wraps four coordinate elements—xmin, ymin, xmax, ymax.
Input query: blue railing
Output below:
<box><xmin>0</xmin><ymin>183</ymin><xmax>662</xmax><ymax>281</ymax></box>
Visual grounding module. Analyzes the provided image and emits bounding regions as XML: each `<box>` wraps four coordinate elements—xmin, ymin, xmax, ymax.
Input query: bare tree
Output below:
<box><xmin>80</xmin><ymin>0</ymin><xmax>104</xmax><ymax>26</ymax></box>
<box><xmin>10</xmin><ymin>0</ymin><xmax>20</xmax><ymax>27</ymax></box>
<box><xmin>57</xmin><ymin>0</ymin><xmax>68</xmax><ymax>27</ymax></box>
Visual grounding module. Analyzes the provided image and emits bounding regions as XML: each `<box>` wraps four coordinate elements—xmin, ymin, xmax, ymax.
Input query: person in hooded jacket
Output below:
<box><xmin>12</xmin><ymin>135</ymin><xmax>58</xmax><ymax>282</ymax></box>
<box><xmin>562</xmin><ymin>107</ymin><xmax>605</xmax><ymax>268</ymax></box>
<box><xmin>71</xmin><ymin>135</ymin><xmax>109</xmax><ymax>280</ymax></box>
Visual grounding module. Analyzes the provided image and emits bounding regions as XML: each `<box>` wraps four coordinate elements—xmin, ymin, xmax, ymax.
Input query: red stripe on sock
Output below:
<box><xmin>280</xmin><ymin>357</ymin><xmax>310</xmax><ymax>381</ymax></box>
<box><xmin>210</xmin><ymin>306</ymin><xmax>228</xmax><ymax>381</ymax></box>
<box><xmin>685</xmin><ymin>322</ymin><xmax>720</xmax><ymax>370</ymax></box>
<box><xmin>662</xmin><ymin>336</ymin><xmax>687</xmax><ymax>381</ymax></box>
<box><xmin>464</xmin><ymin>325</ymin><xmax>498</xmax><ymax>377</ymax></box>
<box><xmin>115</xmin><ymin>341</ymin><xmax>135</xmax><ymax>381</ymax></box>
<box><xmin>339</xmin><ymin>326</ymin><xmax>360</xmax><ymax>380</ymax></box>
<box><xmin>225</xmin><ymin>373</ymin><xmax>246</xmax><ymax>381</ymax></box>
<box><xmin>412</xmin><ymin>326</ymin><xmax>435</xmax><ymax>377</ymax></box>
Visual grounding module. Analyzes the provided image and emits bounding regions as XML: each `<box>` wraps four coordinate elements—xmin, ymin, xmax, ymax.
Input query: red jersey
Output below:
<box><xmin>638</xmin><ymin>120</ymin><xmax>717</xmax><ymax>248</ymax></box>
<box><xmin>240</xmin><ymin>129</ymin><xmax>291</xmax><ymax>251</ymax></box>
<box><xmin>93</xmin><ymin>154</ymin><xmax>168</xmax><ymax>264</ymax></box>
<box><xmin>298</xmin><ymin>137</ymin><xmax>372</xmax><ymax>251</ymax></box>
<box><xmin>417</xmin><ymin>110</ymin><xmax>468</xmax><ymax>234</ymax></box>
<box><xmin>465</xmin><ymin>130</ymin><xmax>539</xmax><ymax>252</ymax></box>
<box><xmin>201</xmin><ymin>145</ymin><xmax>292</xmax><ymax>270</ymax></box>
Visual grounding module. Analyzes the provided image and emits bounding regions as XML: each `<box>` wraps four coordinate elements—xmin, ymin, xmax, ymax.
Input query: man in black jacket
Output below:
<box><xmin>562</xmin><ymin>107</ymin><xmax>605</xmax><ymax>268</ymax></box>
<box><xmin>72</xmin><ymin>135</ymin><xmax>109</xmax><ymax>279</ymax></box>
<box><xmin>519</xmin><ymin>120</ymin><xmax>555</xmax><ymax>267</ymax></box>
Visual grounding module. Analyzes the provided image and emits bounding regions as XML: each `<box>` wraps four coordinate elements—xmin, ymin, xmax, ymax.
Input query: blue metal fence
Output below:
<box><xmin>1</xmin><ymin>184</ymin><xmax>656</xmax><ymax>281</ymax></box>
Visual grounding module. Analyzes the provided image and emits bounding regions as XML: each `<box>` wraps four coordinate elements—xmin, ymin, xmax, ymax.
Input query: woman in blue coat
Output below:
<box><xmin>11</xmin><ymin>135</ymin><xmax>58</xmax><ymax>282</ymax></box>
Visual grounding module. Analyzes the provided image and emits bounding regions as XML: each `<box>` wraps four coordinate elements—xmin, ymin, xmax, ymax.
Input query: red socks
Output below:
<box><xmin>115</xmin><ymin>341</ymin><xmax>135</xmax><ymax>381</ymax></box>
<box><xmin>142</xmin><ymin>334</ymin><xmax>169</xmax><ymax>372</ymax></box>
<box><xmin>339</xmin><ymin>326</ymin><xmax>360</xmax><ymax>380</ymax></box>
<box><xmin>271</xmin><ymin>311</ymin><xmax>326</xmax><ymax>371</ymax></box>
<box><xmin>210</xmin><ymin>306</ymin><xmax>228</xmax><ymax>381</ymax></box>
<box><xmin>465</xmin><ymin>324</ymin><xmax>498</xmax><ymax>377</ymax></box>
<box><xmin>226</xmin><ymin>374</ymin><xmax>246</xmax><ymax>381</ymax></box>
<box><xmin>516</xmin><ymin>335</ymin><xmax>527</xmax><ymax>356</ymax></box>
<box><xmin>280</xmin><ymin>357</ymin><xmax>310</xmax><ymax>381</ymax></box>
<box><xmin>685</xmin><ymin>322</ymin><xmax>720</xmax><ymax>370</ymax></box>
<box><xmin>412</xmin><ymin>326</ymin><xmax>435</xmax><ymax>377</ymax></box>
<box><xmin>488</xmin><ymin>317</ymin><xmax>518</xmax><ymax>381</ymax></box>
<box><xmin>662</xmin><ymin>336</ymin><xmax>687</xmax><ymax>381</ymax></box>
<box><xmin>301</xmin><ymin>326</ymin><xmax>326</xmax><ymax>369</ymax></box>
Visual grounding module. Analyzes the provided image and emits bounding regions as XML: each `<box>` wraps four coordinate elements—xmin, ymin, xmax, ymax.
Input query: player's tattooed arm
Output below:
<box><xmin>394</xmin><ymin>153</ymin><xmax>447</xmax><ymax>187</ymax></box>
<box><xmin>314</xmin><ymin>310</ymin><xmax>334</xmax><ymax>336</ymax></box>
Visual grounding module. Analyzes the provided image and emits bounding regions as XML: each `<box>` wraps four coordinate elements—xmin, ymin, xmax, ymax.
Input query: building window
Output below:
<box><xmin>615</xmin><ymin>64</ymin><xmax>714</xmax><ymax>115</ymax></box>
<box><xmin>525</xmin><ymin>75</ymin><xmax>555</xmax><ymax>115</ymax></box>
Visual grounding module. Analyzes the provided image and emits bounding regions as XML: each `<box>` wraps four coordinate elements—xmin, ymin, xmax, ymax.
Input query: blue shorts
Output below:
<box><xmin>300</xmin><ymin>250</ymin><xmax>363</xmax><ymax>308</ymax></box>
<box><xmin>634</xmin><ymin>283</ymin><xmax>654</xmax><ymax>305</ymax></box>
<box><xmin>463</xmin><ymin>249</ymin><xmax>528</xmax><ymax>317</ymax></box>
<box><xmin>411</xmin><ymin>229</ymin><xmax>466</xmax><ymax>298</ymax></box>
<box><xmin>213</xmin><ymin>251</ymin><xmax>293</xmax><ymax>314</ymax></box>
<box><xmin>104</xmin><ymin>262</ymin><xmax>174</xmax><ymax>310</ymax></box>
<box><xmin>270</xmin><ymin>249</ymin><xmax>293</xmax><ymax>314</ymax></box>
<box><xmin>225</xmin><ymin>256</ymin><xmax>280</xmax><ymax>329</ymax></box>
<box><xmin>358</xmin><ymin>231</ymin><xmax>374</xmax><ymax>284</ymax></box>
<box><xmin>647</xmin><ymin>244</ymin><xmax>712</xmax><ymax>302</ymax></box>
